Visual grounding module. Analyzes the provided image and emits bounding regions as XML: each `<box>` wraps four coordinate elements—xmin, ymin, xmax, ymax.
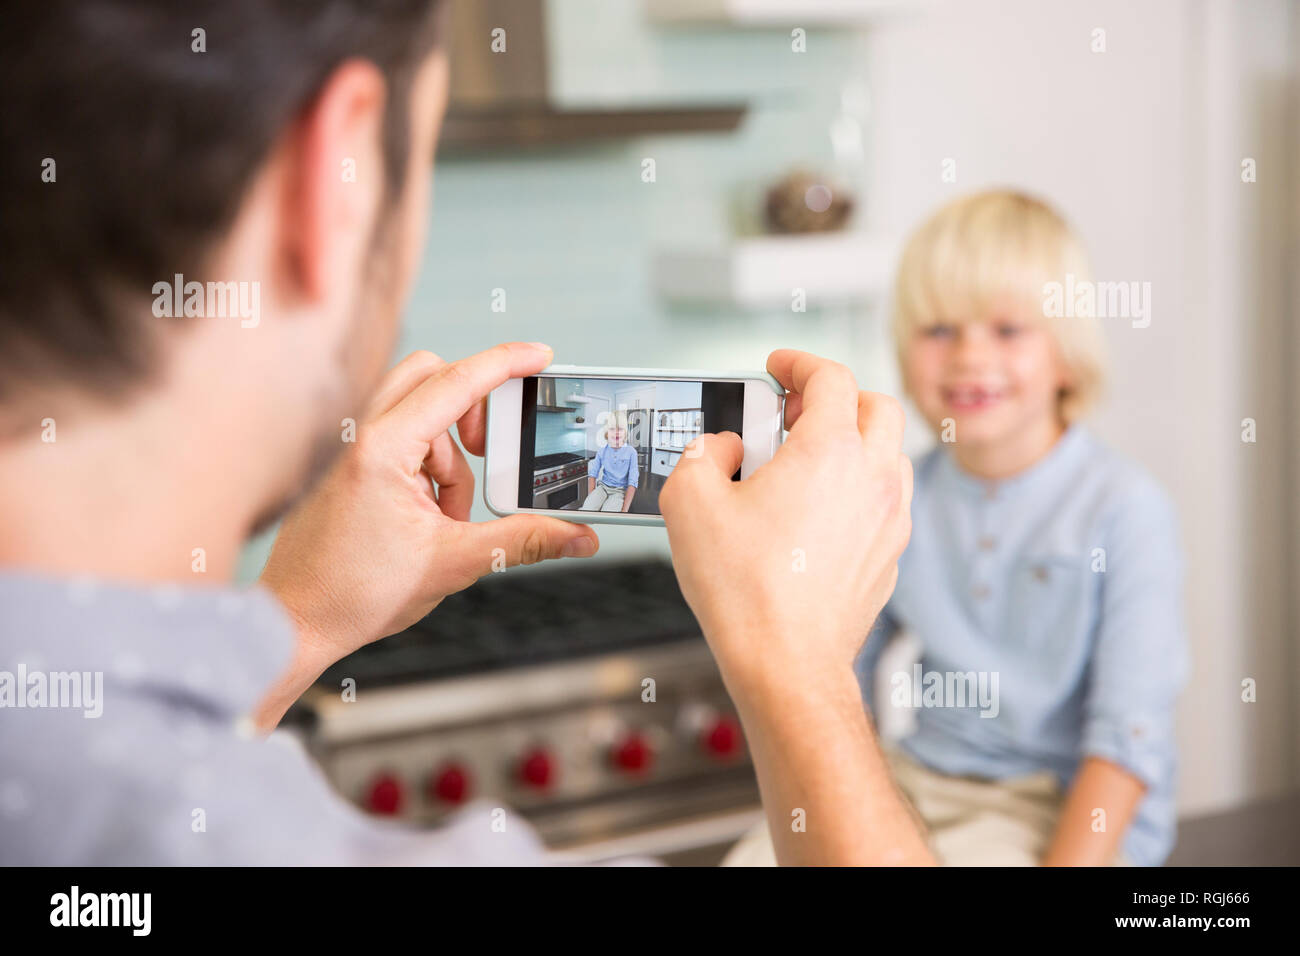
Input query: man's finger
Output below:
<box><xmin>782</xmin><ymin>390</ymin><xmax>803</xmax><ymax>431</ymax></box>
<box><xmin>381</xmin><ymin>342</ymin><xmax>553</xmax><ymax>465</ymax></box>
<box><xmin>766</xmin><ymin>349</ymin><xmax>859</xmax><ymax>436</ymax></box>
<box><xmin>455</xmin><ymin>398</ymin><xmax>488</xmax><ymax>457</ymax></box>
<box><xmin>662</xmin><ymin>432</ymin><xmax>744</xmax><ymax>515</ymax></box>
<box><xmin>455</xmin><ymin>514</ymin><xmax>599</xmax><ymax>577</ymax></box>
<box><xmin>364</xmin><ymin>350</ymin><xmax>446</xmax><ymax>421</ymax></box>
<box><xmin>857</xmin><ymin>391</ymin><xmax>905</xmax><ymax>458</ymax></box>
<box><xmin>427</xmin><ymin>431</ymin><xmax>475</xmax><ymax>521</ymax></box>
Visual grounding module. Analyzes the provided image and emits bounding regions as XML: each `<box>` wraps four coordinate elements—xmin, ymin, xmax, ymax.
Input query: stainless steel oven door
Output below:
<box><xmin>534</xmin><ymin>475</ymin><xmax>583</xmax><ymax>510</ymax></box>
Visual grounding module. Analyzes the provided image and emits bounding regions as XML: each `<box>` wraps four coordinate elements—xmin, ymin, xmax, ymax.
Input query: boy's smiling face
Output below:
<box><xmin>905</xmin><ymin>302</ymin><xmax>1071</xmax><ymax>452</ymax></box>
<box><xmin>607</xmin><ymin>427</ymin><xmax>626</xmax><ymax>448</ymax></box>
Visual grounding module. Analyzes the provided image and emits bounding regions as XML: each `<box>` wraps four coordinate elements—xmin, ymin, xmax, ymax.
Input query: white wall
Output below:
<box><xmin>863</xmin><ymin>0</ymin><xmax>1296</xmax><ymax>814</ymax></box>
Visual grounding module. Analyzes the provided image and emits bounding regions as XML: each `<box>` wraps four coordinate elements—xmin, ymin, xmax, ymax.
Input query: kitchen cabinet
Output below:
<box><xmin>651</xmin><ymin>450</ymin><xmax>682</xmax><ymax>478</ymax></box>
<box><xmin>651</xmin><ymin>405</ymin><xmax>700</xmax><ymax>476</ymax></box>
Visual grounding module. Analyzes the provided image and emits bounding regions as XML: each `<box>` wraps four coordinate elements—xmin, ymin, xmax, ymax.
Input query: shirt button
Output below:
<box><xmin>983</xmin><ymin>484</ymin><xmax>998</xmax><ymax>501</ymax></box>
<box><xmin>971</xmin><ymin>584</ymin><xmax>991</xmax><ymax>600</ymax></box>
<box><xmin>977</xmin><ymin>536</ymin><xmax>996</xmax><ymax>551</ymax></box>
<box><xmin>1032</xmin><ymin>565</ymin><xmax>1050</xmax><ymax>582</ymax></box>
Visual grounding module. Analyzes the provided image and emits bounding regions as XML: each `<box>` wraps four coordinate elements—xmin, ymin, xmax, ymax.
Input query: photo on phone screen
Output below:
<box><xmin>518</xmin><ymin>376</ymin><xmax>744</xmax><ymax>516</ymax></box>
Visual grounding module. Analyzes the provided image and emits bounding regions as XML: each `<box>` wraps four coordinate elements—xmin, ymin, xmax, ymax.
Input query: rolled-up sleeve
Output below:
<box><xmin>627</xmin><ymin>449</ymin><xmax>639</xmax><ymax>488</ymax></box>
<box><xmin>1080</xmin><ymin>482</ymin><xmax>1188</xmax><ymax>788</ymax></box>
<box><xmin>587</xmin><ymin>447</ymin><xmax>603</xmax><ymax>480</ymax></box>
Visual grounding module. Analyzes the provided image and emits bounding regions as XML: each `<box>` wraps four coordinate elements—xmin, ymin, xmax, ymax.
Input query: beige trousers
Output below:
<box><xmin>723</xmin><ymin>747</ymin><xmax>1115</xmax><ymax>867</ymax></box>
<box><xmin>581</xmin><ymin>481</ymin><xmax>625</xmax><ymax>512</ymax></box>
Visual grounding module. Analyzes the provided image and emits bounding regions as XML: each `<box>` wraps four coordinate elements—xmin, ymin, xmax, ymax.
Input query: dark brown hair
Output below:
<box><xmin>0</xmin><ymin>1</ymin><xmax>444</xmax><ymax>404</ymax></box>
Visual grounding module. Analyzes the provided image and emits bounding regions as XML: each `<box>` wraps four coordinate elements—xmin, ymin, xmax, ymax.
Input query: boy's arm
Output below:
<box><xmin>1042</xmin><ymin>757</ymin><xmax>1145</xmax><ymax>865</ymax></box>
<box><xmin>1067</xmin><ymin>480</ymin><xmax>1187</xmax><ymax>865</ymax></box>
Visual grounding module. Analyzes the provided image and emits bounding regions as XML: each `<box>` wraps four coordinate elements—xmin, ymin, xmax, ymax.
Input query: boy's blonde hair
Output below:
<box><xmin>892</xmin><ymin>190</ymin><xmax>1107</xmax><ymax>423</ymax></box>
<box><xmin>601</xmin><ymin>413</ymin><xmax>627</xmax><ymax>442</ymax></box>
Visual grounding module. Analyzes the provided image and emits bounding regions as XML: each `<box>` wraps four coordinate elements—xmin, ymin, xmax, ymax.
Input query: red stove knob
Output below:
<box><xmin>518</xmin><ymin>748</ymin><xmax>555</xmax><ymax>789</ymax></box>
<box><xmin>429</xmin><ymin>763</ymin><xmax>471</xmax><ymax>805</ymax></box>
<box><xmin>702</xmin><ymin>715</ymin><xmax>743</xmax><ymax>759</ymax></box>
<box><xmin>365</xmin><ymin>773</ymin><xmax>405</xmax><ymax>815</ymax></box>
<box><xmin>610</xmin><ymin>732</ymin><xmax>654</xmax><ymax>774</ymax></box>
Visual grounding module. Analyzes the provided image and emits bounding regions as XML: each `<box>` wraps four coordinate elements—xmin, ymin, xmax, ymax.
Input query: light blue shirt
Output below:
<box><xmin>589</xmin><ymin>443</ymin><xmax>639</xmax><ymax>489</ymax></box>
<box><xmin>0</xmin><ymin>574</ymin><xmax>558</xmax><ymax>864</ymax></box>
<box><xmin>857</xmin><ymin>426</ymin><xmax>1188</xmax><ymax>865</ymax></box>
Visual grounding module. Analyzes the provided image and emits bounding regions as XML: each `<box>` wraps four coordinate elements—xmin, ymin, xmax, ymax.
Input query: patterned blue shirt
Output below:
<box><xmin>588</xmin><ymin>443</ymin><xmax>639</xmax><ymax>489</ymax></box>
<box><xmin>857</xmin><ymin>426</ymin><xmax>1188</xmax><ymax>865</ymax></box>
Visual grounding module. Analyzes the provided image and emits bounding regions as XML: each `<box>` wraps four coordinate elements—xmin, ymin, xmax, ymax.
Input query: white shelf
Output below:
<box><xmin>645</xmin><ymin>0</ymin><xmax>917</xmax><ymax>25</ymax></box>
<box><xmin>652</xmin><ymin>232</ymin><xmax>895</xmax><ymax>308</ymax></box>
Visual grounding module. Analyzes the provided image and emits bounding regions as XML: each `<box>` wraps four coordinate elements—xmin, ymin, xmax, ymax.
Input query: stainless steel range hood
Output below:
<box><xmin>440</xmin><ymin>0</ymin><xmax>746</xmax><ymax>153</ymax></box>
<box><xmin>535</xmin><ymin>378</ymin><xmax>578</xmax><ymax>413</ymax></box>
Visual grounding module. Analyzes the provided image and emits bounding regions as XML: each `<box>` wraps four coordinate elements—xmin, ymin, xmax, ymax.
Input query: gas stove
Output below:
<box><xmin>533</xmin><ymin>452</ymin><xmax>584</xmax><ymax>470</ymax></box>
<box><xmin>532</xmin><ymin>452</ymin><xmax>589</xmax><ymax>509</ymax></box>
<box><xmin>293</xmin><ymin>560</ymin><xmax>761</xmax><ymax>861</ymax></box>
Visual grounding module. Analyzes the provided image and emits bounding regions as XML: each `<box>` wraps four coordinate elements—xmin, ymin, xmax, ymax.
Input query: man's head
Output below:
<box><xmin>0</xmin><ymin>1</ymin><xmax>448</xmax><ymax>528</ymax></box>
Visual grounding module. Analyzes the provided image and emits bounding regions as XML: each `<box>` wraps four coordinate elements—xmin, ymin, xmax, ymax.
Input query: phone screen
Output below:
<box><xmin>518</xmin><ymin>376</ymin><xmax>744</xmax><ymax>515</ymax></box>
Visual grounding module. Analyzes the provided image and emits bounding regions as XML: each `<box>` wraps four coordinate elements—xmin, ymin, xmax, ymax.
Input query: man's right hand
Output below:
<box><xmin>660</xmin><ymin>349</ymin><xmax>929</xmax><ymax>866</ymax></box>
<box><xmin>660</xmin><ymin>349</ymin><xmax>912</xmax><ymax>698</ymax></box>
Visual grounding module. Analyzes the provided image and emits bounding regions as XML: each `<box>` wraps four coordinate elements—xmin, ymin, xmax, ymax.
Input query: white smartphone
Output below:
<box><xmin>484</xmin><ymin>364</ymin><xmax>785</xmax><ymax>526</ymax></box>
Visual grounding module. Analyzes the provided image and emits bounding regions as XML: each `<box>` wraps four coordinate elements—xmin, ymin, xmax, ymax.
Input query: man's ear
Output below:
<box><xmin>282</xmin><ymin>59</ymin><xmax>388</xmax><ymax>303</ymax></box>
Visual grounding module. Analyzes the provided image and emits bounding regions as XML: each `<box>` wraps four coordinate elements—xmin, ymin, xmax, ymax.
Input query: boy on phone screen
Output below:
<box><xmin>582</xmin><ymin>424</ymin><xmax>638</xmax><ymax>513</ymax></box>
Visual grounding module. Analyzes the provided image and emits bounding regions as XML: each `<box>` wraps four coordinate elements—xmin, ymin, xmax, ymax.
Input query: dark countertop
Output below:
<box><xmin>1166</xmin><ymin>791</ymin><xmax>1300</xmax><ymax>866</ymax></box>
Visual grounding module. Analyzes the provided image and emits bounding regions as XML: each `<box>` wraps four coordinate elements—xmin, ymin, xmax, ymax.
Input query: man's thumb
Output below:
<box><xmin>462</xmin><ymin>514</ymin><xmax>599</xmax><ymax>575</ymax></box>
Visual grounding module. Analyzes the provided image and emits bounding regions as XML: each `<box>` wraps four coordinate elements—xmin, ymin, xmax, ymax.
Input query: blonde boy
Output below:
<box><xmin>582</xmin><ymin>419</ymin><xmax>638</xmax><ymax>513</ymax></box>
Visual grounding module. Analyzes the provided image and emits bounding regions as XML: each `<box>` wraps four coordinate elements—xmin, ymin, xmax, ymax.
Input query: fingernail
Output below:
<box><xmin>526</xmin><ymin>342</ymin><xmax>552</xmax><ymax>352</ymax></box>
<box><xmin>562</xmin><ymin>535</ymin><xmax>596</xmax><ymax>558</ymax></box>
